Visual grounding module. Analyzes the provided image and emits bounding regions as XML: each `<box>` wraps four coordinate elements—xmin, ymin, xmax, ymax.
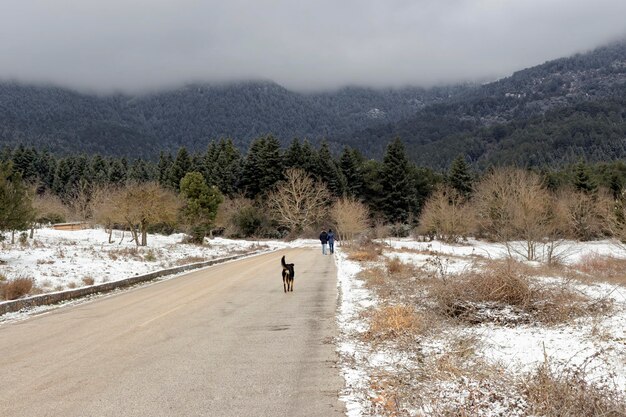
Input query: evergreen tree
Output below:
<box><xmin>447</xmin><ymin>155</ymin><xmax>473</xmax><ymax>199</ymax></box>
<box><xmin>317</xmin><ymin>140</ymin><xmax>345</xmax><ymax>196</ymax></box>
<box><xmin>108</xmin><ymin>159</ymin><xmax>127</xmax><ymax>185</ymax></box>
<box><xmin>128</xmin><ymin>159</ymin><xmax>152</xmax><ymax>182</ymax></box>
<box><xmin>284</xmin><ymin>138</ymin><xmax>306</xmax><ymax>170</ymax></box>
<box><xmin>573</xmin><ymin>159</ymin><xmax>597</xmax><ymax>194</ymax></box>
<box><xmin>212</xmin><ymin>139</ymin><xmax>241</xmax><ymax>196</ymax></box>
<box><xmin>239</xmin><ymin>136</ymin><xmax>283</xmax><ymax>198</ymax></box>
<box><xmin>168</xmin><ymin>147</ymin><xmax>191</xmax><ymax>191</ymax></box>
<box><xmin>90</xmin><ymin>155</ymin><xmax>109</xmax><ymax>185</ymax></box>
<box><xmin>379</xmin><ymin>138</ymin><xmax>414</xmax><ymax>223</ymax></box>
<box><xmin>179</xmin><ymin>172</ymin><xmax>223</xmax><ymax>243</ymax></box>
<box><xmin>339</xmin><ymin>146</ymin><xmax>364</xmax><ymax>198</ymax></box>
<box><xmin>157</xmin><ymin>152</ymin><xmax>173</xmax><ymax>187</ymax></box>
<box><xmin>300</xmin><ymin>139</ymin><xmax>320</xmax><ymax>177</ymax></box>
<box><xmin>0</xmin><ymin>162</ymin><xmax>34</xmax><ymax>236</ymax></box>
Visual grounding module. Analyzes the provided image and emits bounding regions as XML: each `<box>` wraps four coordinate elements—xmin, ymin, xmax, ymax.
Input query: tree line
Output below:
<box><xmin>2</xmin><ymin>137</ymin><xmax>626</xmax><ymax>244</ymax></box>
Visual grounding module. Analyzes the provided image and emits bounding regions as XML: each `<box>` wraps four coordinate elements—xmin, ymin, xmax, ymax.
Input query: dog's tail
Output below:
<box><xmin>281</xmin><ymin>255</ymin><xmax>287</xmax><ymax>268</ymax></box>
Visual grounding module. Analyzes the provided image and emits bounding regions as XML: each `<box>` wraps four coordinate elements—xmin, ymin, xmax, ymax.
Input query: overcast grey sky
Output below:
<box><xmin>1</xmin><ymin>0</ymin><xmax>626</xmax><ymax>93</ymax></box>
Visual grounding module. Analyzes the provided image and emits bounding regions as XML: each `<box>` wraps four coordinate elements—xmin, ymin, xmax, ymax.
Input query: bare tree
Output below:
<box><xmin>331</xmin><ymin>197</ymin><xmax>369</xmax><ymax>244</ymax></box>
<box><xmin>473</xmin><ymin>168</ymin><xmax>555</xmax><ymax>261</ymax></box>
<box><xmin>418</xmin><ymin>186</ymin><xmax>472</xmax><ymax>243</ymax></box>
<box><xmin>267</xmin><ymin>168</ymin><xmax>331</xmax><ymax>234</ymax></box>
<box><xmin>90</xmin><ymin>184</ymin><xmax>122</xmax><ymax>243</ymax></box>
<box><xmin>109</xmin><ymin>182</ymin><xmax>180</xmax><ymax>246</ymax></box>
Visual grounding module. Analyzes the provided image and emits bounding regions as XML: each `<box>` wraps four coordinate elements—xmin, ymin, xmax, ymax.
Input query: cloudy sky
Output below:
<box><xmin>1</xmin><ymin>0</ymin><xmax>626</xmax><ymax>93</ymax></box>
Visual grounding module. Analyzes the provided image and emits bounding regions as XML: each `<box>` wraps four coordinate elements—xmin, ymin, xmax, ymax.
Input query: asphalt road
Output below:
<box><xmin>0</xmin><ymin>248</ymin><xmax>344</xmax><ymax>417</ymax></box>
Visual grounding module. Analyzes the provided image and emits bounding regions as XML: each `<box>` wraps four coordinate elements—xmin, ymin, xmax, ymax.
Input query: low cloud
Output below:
<box><xmin>1</xmin><ymin>0</ymin><xmax>625</xmax><ymax>93</ymax></box>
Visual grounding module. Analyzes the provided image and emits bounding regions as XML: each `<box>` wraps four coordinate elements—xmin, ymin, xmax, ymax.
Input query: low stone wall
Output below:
<box><xmin>0</xmin><ymin>251</ymin><xmax>263</xmax><ymax>316</ymax></box>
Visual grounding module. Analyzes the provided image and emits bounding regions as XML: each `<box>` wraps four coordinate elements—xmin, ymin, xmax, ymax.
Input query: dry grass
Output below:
<box><xmin>522</xmin><ymin>361</ymin><xmax>626</xmax><ymax>417</ymax></box>
<box><xmin>347</xmin><ymin>240</ymin><xmax>385</xmax><ymax>262</ymax></box>
<box><xmin>367</xmin><ymin>305</ymin><xmax>428</xmax><ymax>341</ymax></box>
<box><xmin>358</xmin><ymin>267</ymin><xmax>387</xmax><ymax>288</ymax></box>
<box><xmin>1</xmin><ymin>277</ymin><xmax>34</xmax><ymax>300</ymax></box>
<box><xmin>108</xmin><ymin>247</ymin><xmax>142</xmax><ymax>261</ymax></box>
<box><xmin>82</xmin><ymin>276</ymin><xmax>95</xmax><ymax>286</ymax></box>
<box><xmin>174</xmin><ymin>256</ymin><xmax>206</xmax><ymax>265</ymax></box>
<box><xmin>67</xmin><ymin>282</ymin><xmax>78</xmax><ymax>289</ymax></box>
<box><xmin>572</xmin><ymin>253</ymin><xmax>626</xmax><ymax>286</ymax></box>
<box><xmin>430</xmin><ymin>260</ymin><xmax>595</xmax><ymax>324</ymax></box>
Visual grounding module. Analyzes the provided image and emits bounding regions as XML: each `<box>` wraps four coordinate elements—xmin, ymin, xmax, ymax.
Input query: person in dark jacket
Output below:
<box><xmin>319</xmin><ymin>230</ymin><xmax>329</xmax><ymax>255</ymax></box>
<box><xmin>327</xmin><ymin>229</ymin><xmax>336</xmax><ymax>254</ymax></box>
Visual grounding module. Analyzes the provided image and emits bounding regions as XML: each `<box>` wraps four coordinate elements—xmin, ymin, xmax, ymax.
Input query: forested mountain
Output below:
<box><xmin>1</xmin><ymin>41</ymin><xmax>626</xmax><ymax>167</ymax></box>
<box><xmin>0</xmin><ymin>80</ymin><xmax>461</xmax><ymax>158</ymax></box>
<box><xmin>340</xmin><ymin>41</ymin><xmax>626</xmax><ymax>167</ymax></box>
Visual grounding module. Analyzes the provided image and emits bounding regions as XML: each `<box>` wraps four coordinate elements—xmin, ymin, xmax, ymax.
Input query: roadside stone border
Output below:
<box><xmin>0</xmin><ymin>250</ymin><xmax>266</xmax><ymax>316</ymax></box>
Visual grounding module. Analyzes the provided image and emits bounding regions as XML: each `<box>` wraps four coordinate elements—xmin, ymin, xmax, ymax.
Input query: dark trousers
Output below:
<box><xmin>329</xmin><ymin>241</ymin><xmax>334</xmax><ymax>253</ymax></box>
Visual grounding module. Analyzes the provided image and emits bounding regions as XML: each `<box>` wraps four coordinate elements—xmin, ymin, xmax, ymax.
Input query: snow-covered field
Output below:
<box><xmin>335</xmin><ymin>238</ymin><xmax>626</xmax><ymax>416</ymax></box>
<box><xmin>2</xmin><ymin>228</ymin><xmax>625</xmax><ymax>415</ymax></box>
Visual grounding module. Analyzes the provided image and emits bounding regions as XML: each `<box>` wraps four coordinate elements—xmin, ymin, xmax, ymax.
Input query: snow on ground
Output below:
<box><xmin>0</xmin><ymin>227</ymin><xmax>316</xmax><ymax>293</ymax></box>
<box><xmin>335</xmin><ymin>238</ymin><xmax>626</xmax><ymax>416</ymax></box>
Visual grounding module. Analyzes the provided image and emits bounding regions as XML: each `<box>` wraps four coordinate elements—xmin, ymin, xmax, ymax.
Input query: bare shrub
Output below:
<box><xmin>358</xmin><ymin>267</ymin><xmax>387</xmax><ymax>288</ymax></box>
<box><xmin>522</xmin><ymin>360</ymin><xmax>626</xmax><ymax>417</ymax></box>
<box><xmin>367</xmin><ymin>305</ymin><xmax>427</xmax><ymax>341</ymax></box>
<box><xmin>331</xmin><ymin>197</ymin><xmax>369</xmax><ymax>244</ymax></box>
<box><xmin>67</xmin><ymin>282</ymin><xmax>78</xmax><ymax>289</ymax></box>
<box><xmin>556</xmin><ymin>188</ymin><xmax>614</xmax><ymax>240</ymax></box>
<box><xmin>347</xmin><ymin>241</ymin><xmax>383</xmax><ymax>262</ymax></box>
<box><xmin>32</xmin><ymin>192</ymin><xmax>70</xmax><ymax>224</ymax></box>
<box><xmin>418</xmin><ymin>186</ymin><xmax>472</xmax><ymax>243</ymax></box>
<box><xmin>430</xmin><ymin>260</ymin><xmax>591</xmax><ymax>324</ymax></box>
<box><xmin>174</xmin><ymin>256</ymin><xmax>206</xmax><ymax>265</ymax></box>
<box><xmin>472</xmin><ymin>168</ymin><xmax>558</xmax><ymax>261</ymax></box>
<box><xmin>1</xmin><ymin>277</ymin><xmax>34</xmax><ymax>300</ymax></box>
<box><xmin>573</xmin><ymin>253</ymin><xmax>626</xmax><ymax>286</ymax></box>
<box><xmin>82</xmin><ymin>276</ymin><xmax>95</xmax><ymax>286</ymax></box>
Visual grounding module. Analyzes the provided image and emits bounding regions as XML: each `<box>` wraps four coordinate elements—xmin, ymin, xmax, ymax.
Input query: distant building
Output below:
<box><xmin>52</xmin><ymin>222</ymin><xmax>88</xmax><ymax>231</ymax></box>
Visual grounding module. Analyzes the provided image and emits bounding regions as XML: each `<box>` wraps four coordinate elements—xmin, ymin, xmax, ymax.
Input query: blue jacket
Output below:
<box><xmin>327</xmin><ymin>232</ymin><xmax>335</xmax><ymax>243</ymax></box>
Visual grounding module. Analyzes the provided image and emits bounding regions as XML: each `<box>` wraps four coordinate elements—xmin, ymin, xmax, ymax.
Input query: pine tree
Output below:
<box><xmin>447</xmin><ymin>155</ymin><xmax>473</xmax><ymax>199</ymax></box>
<box><xmin>212</xmin><ymin>139</ymin><xmax>241</xmax><ymax>196</ymax></box>
<box><xmin>317</xmin><ymin>140</ymin><xmax>345</xmax><ymax>196</ymax></box>
<box><xmin>168</xmin><ymin>147</ymin><xmax>191</xmax><ymax>191</ymax></box>
<box><xmin>0</xmin><ymin>162</ymin><xmax>34</xmax><ymax>236</ymax></box>
<box><xmin>379</xmin><ymin>138</ymin><xmax>414</xmax><ymax>223</ymax></box>
<box><xmin>339</xmin><ymin>146</ymin><xmax>364</xmax><ymax>198</ymax></box>
<box><xmin>108</xmin><ymin>159</ymin><xmax>127</xmax><ymax>185</ymax></box>
<box><xmin>573</xmin><ymin>159</ymin><xmax>597</xmax><ymax>194</ymax></box>
<box><xmin>180</xmin><ymin>172</ymin><xmax>223</xmax><ymax>243</ymax></box>
<box><xmin>239</xmin><ymin>136</ymin><xmax>283</xmax><ymax>198</ymax></box>
<box><xmin>157</xmin><ymin>152</ymin><xmax>173</xmax><ymax>187</ymax></box>
<box><xmin>90</xmin><ymin>155</ymin><xmax>109</xmax><ymax>185</ymax></box>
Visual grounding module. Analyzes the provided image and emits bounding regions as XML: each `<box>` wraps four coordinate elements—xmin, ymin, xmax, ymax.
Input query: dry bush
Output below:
<box><xmin>556</xmin><ymin>188</ymin><xmax>614</xmax><ymax>241</ymax></box>
<box><xmin>331</xmin><ymin>197</ymin><xmax>370</xmax><ymax>244</ymax></box>
<box><xmin>472</xmin><ymin>168</ymin><xmax>558</xmax><ymax>261</ymax></box>
<box><xmin>367</xmin><ymin>305</ymin><xmax>427</xmax><ymax>341</ymax></box>
<box><xmin>82</xmin><ymin>276</ymin><xmax>95</xmax><ymax>286</ymax></box>
<box><xmin>430</xmin><ymin>260</ymin><xmax>591</xmax><ymax>324</ymax></box>
<box><xmin>1</xmin><ymin>277</ymin><xmax>34</xmax><ymax>300</ymax></box>
<box><xmin>522</xmin><ymin>361</ymin><xmax>626</xmax><ymax>417</ymax></box>
<box><xmin>385</xmin><ymin>257</ymin><xmax>421</xmax><ymax>280</ymax></box>
<box><xmin>32</xmin><ymin>192</ymin><xmax>71</xmax><ymax>224</ymax></box>
<box><xmin>174</xmin><ymin>256</ymin><xmax>206</xmax><ymax>265</ymax></box>
<box><xmin>107</xmin><ymin>247</ymin><xmax>142</xmax><ymax>260</ymax></box>
<box><xmin>572</xmin><ymin>253</ymin><xmax>626</xmax><ymax>286</ymax></box>
<box><xmin>418</xmin><ymin>186</ymin><xmax>473</xmax><ymax>243</ymax></box>
<box><xmin>67</xmin><ymin>282</ymin><xmax>78</xmax><ymax>289</ymax></box>
<box><xmin>347</xmin><ymin>242</ymin><xmax>383</xmax><ymax>262</ymax></box>
<box><xmin>358</xmin><ymin>267</ymin><xmax>387</xmax><ymax>287</ymax></box>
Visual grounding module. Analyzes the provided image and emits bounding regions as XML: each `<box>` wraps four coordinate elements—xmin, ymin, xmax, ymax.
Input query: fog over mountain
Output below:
<box><xmin>1</xmin><ymin>0</ymin><xmax>626</xmax><ymax>93</ymax></box>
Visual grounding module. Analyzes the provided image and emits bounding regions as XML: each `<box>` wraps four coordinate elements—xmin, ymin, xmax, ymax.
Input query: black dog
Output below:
<box><xmin>281</xmin><ymin>255</ymin><xmax>295</xmax><ymax>293</ymax></box>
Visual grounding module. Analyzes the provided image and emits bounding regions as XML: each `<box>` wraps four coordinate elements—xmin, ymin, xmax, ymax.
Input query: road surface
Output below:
<box><xmin>0</xmin><ymin>248</ymin><xmax>344</xmax><ymax>417</ymax></box>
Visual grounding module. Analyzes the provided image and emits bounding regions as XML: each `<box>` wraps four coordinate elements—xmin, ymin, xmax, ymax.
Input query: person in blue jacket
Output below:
<box><xmin>319</xmin><ymin>230</ymin><xmax>329</xmax><ymax>255</ymax></box>
<box><xmin>327</xmin><ymin>229</ymin><xmax>336</xmax><ymax>254</ymax></box>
